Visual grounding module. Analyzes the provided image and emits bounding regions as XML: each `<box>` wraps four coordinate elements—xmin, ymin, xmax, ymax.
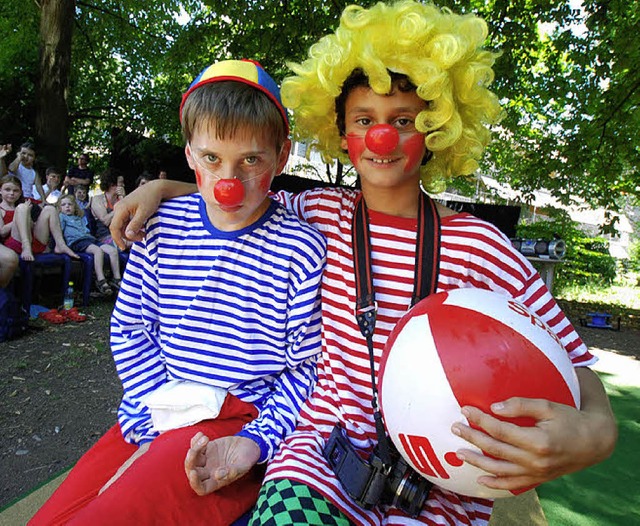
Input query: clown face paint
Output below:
<box><xmin>340</xmin><ymin>86</ymin><xmax>427</xmax><ymax>193</ymax></box>
<box><xmin>185</xmin><ymin>127</ymin><xmax>289</xmax><ymax>231</ymax></box>
<box><xmin>401</xmin><ymin>133</ymin><xmax>427</xmax><ymax>175</ymax></box>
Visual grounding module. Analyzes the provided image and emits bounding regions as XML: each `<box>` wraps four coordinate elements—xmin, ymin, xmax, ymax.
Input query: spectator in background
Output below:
<box><xmin>157</xmin><ymin>169</ymin><xmax>168</xmax><ymax>180</ymax></box>
<box><xmin>5</xmin><ymin>199</ymin><xmax>77</xmax><ymax>262</ymax></box>
<box><xmin>74</xmin><ymin>185</ymin><xmax>91</xmax><ymax>228</ymax></box>
<box><xmin>90</xmin><ymin>169</ymin><xmax>123</xmax><ymax>247</ymax></box>
<box><xmin>65</xmin><ymin>153</ymin><xmax>94</xmax><ymax>194</ymax></box>
<box><xmin>74</xmin><ymin>184</ymin><xmax>90</xmax><ymax>211</ymax></box>
<box><xmin>8</xmin><ymin>142</ymin><xmax>46</xmax><ymax>204</ymax></box>
<box><xmin>135</xmin><ymin>172</ymin><xmax>152</xmax><ymax>188</ymax></box>
<box><xmin>32</xmin><ymin>167</ymin><xmax>63</xmax><ymax>205</ymax></box>
<box><xmin>0</xmin><ymin>175</ymin><xmax>22</xmax><ymax>242</ymax></box>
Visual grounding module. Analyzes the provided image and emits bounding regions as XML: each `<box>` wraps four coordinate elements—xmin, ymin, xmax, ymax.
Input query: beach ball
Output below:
<box><xmin>378</xmin><ymin>288</ymin><xmax>580</xmax><ymax>498</ymax></box>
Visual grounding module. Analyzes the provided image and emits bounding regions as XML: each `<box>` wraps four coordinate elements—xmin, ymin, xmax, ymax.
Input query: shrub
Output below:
<box><xmin>630</xmin><ymin>240</ymin><xmax>640</xmax><ymax>272</ymax></box>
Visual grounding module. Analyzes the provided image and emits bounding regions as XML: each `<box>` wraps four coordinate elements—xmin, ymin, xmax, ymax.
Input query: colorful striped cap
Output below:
<box><xmin>179</xmin><ymin>59</ymin><xmax>289</xmax><ymax>133</ymax></box>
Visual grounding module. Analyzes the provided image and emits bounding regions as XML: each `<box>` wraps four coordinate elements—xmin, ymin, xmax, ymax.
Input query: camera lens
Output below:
<box><xmin>385</xmin><ymin>459</ymin><xmax>431</xmax><ymax>518</ymax></box>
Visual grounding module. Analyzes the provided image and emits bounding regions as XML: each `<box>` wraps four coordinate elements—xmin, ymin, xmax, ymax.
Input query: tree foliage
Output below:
<box><xmin>0</xmin><ymin>0</ymin><xmax>637</xmax><ymax>216</ymax></box>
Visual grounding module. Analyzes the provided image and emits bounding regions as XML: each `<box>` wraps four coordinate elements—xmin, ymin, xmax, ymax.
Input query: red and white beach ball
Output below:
<box><xmin>378</xmin><ymin>288</ymin><xmax>580</xmax><ymax>499</ymax></box>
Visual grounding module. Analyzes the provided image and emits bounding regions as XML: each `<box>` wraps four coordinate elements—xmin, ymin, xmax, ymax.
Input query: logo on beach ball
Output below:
<box><xmin>378</xmin><ymin>288</ymin><xmax>580</xmax><ymax>498</ymax></box>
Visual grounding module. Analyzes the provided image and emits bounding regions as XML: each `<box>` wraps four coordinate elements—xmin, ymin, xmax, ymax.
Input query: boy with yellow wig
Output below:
<box><xmin>114</xmin><ymin>2</ymin><xmax>616</xmax><ymax>524</ymax></box>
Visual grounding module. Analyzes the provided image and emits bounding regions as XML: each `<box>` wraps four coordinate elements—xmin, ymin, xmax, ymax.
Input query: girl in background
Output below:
<box><xmin>0</xmin><ymin>175</ymin><xmax>22</xmax><ymax>242</ymax></box>
<box><xmin>58</xmin><ymin>194</ymin><xmax>121</xmax><ymax>295</ymax></box>
<box><xmin>0</xmin><ymin>175</ymin><xmax>21</xmax><ymax>286</ymax></box>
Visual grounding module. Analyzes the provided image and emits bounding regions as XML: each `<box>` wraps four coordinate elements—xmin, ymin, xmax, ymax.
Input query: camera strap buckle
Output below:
<box><xmin>354</xmin><ymin>302</ymin><xmax>377</xmax><ymax>338</ymax></box>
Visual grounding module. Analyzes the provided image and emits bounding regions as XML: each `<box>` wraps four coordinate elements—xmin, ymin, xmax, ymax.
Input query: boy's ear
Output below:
<box><xmin>184</xmin><ymin>144</ymin><xmax>196</xmax><ymax>171</ymax></box>
<box><xmin>340</xmin><ymin>135</ymin><xmax>348</xmax><ymax>151</ymax></box>
<box><xmin>275</xmin><ymin>139</ymin><xmax>292</xmax><ymax>176</ymax></box>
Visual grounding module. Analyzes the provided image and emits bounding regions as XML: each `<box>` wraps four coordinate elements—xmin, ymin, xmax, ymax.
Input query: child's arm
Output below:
<box><xmin>186</xmin><ymin>237</ymin><xmax>326</xmax><ymax>495</ymax></box>
<box><xmin>452</xmin><ymin>367</ymin><xmax>616</xmax><ymax>490</ymax></box>
<box><xmin>110</xmin><ymin>234</ymin><xmax>165</xmax><ymax>446</ymax></box>
<box><xmin>34</xmin><ymin>173</ymin><xmax>46</xmax><ymax>206</ymax></box>
<box><xmin>448</xmin><ymin>228</ymin><xmax>617</xmax><ymax>490</ymax></box>
<box><xmin>110</xmin><ymin>180</ymin><xmax>197</xmax><ymax>247</ymax></box>
<box><xmin>90</xmin><ymin>194</ymin><xmax>115</xmax><ymax>227</ymax></box>
<box><xmin>8</xmin><ymin>151</ymin><xmax>21</xmax><ymax>173</ymax></box>
<box><xmin>0</xmin><ymin>212</ymin><xmax>11</xmax><ymax>239</ymax></box>
<box><xmin>185</xmin><ymin>325</ymin><xmax>321</xmax><ymax>496</ymax></box>
<box><xmin>0</xmin><ymin>144</ymin><xmax>10</xmax><ymax>176</ymax></box>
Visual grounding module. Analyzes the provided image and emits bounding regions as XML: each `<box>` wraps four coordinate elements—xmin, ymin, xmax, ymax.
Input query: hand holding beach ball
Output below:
<box><xmin>378</xmin><ymin>288</ymin><xmax>580</xmax><ymax>498</ymax></box>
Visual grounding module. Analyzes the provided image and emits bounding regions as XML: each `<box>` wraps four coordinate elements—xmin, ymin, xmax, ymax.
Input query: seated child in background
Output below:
<box><xmin>29</xmin><ymin>59</ymin><xmax>326</xmax><ymax>526</ymax></box>
<box><xmin>90</xmin><ymin>169</ymin><xmax>124</xmax><ymax>247</ymax></box>
<box><xmin>32</xmin><ymin>167</ymin><xmax>63</xmax><ymax>205</ymax></box>
<box><xmin>4</xmin><ymin>198</ymin><xmax>77</xmax><ymax>263</ymax></box>
<box><xmin>116</xmin><ymin>174</ymin><xmax>126</xmax><ymax>200</ymax></box>
<box><xmin>0</xmin><ymin>243</ymin><xmax>18</xmax><ymax>288</ymax></box>
<box><xmin>0</xmin><ymin>175</ymin><xmax>22</xmax><ymax>242</ymax></box>
<box><xmin>8</xmin><ymin>142</ymin><xmax>46</xmax><ymax>204</ymax></box>
<box><xmin>0</xmin><ymin>175</ymin><xmax>21</xmax><ymax>286</ymax></box>
<box><xmin>135</xmin><ymin>172</ymin><xmax>151</xmax><ymax>188</ymax></box>
<box><xmin>57</xmin><ymin>194</ymin><xmax>121</xmax><ymax>295</ymax></box>
<box><xmin>74</xmin><ymin>184</ymin><xmax>91</xmax><ymax>227</ymax></box>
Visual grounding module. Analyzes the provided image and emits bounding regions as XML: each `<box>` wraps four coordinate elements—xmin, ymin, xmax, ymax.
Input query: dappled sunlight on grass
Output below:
<box><xmin>557</xmin><ymin>284</ymin><xmax>640</xmax><ymax>310</ymax></box>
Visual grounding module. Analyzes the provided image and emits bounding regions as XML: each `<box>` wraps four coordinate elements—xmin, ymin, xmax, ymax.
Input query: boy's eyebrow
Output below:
<box><xmin>347</xmin><ymin>104</ymin><xmax>424</xmax><ymax>114</ymax></box>
<box><xmin>192</xmin><ymin>144</ymin><xmax>271</xmax><ymax>156</ymax></box>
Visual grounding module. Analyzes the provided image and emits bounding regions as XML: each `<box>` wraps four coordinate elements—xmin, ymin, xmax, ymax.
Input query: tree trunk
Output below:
<box><xmin>35</xmin><ymin>0</ymin><xmax>75</xmax><ymax>172</ymax></box>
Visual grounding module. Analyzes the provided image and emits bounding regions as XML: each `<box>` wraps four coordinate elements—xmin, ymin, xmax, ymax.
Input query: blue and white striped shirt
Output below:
<box><xmin>110</xmin><ymin>194</ymin><xmax>326</xmax><ymax>462</ymax></box>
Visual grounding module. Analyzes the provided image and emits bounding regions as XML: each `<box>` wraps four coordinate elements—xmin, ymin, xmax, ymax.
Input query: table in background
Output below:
<box><xmin>526</xmin><ymin>257</ymin><xmax>563</xmax><ymax>293</ymax></box>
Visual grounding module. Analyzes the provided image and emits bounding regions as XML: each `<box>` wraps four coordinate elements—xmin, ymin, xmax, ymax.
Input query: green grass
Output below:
<box><xmin>557</xmin><ymin>283</ymin><xmax>640</xmax><ymax>310</ymax></box>
<box><xmin>538</xmin><ymin>374</ymin><xmax>640</xmax><ymax>525</ymax></box>
<box><xmin>537</xmin><ymin>282</ymin><xmax>640</xmax><ymax>524</ymax></box>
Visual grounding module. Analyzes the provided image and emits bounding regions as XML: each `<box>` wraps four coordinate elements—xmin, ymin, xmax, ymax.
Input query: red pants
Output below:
<box><xmin>29</xmin><ymin>395</ymin><xmax>260</xmax><ymax>526</ymax></box>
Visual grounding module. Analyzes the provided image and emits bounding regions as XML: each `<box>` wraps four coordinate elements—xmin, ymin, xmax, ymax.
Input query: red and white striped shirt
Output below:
<box><xmin>268</xmin><ymin>187</ymin><xmax>593</xmax><ymax>525</ymax></box>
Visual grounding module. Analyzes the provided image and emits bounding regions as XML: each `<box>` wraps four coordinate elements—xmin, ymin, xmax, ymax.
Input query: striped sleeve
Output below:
<box><xmin>236</xmin><ymin>261</ymin><xmax>324</xmax><ymax>461</ymax></box>
<box><xmin>110</xmin><ymin>218</ymin><xmax>165</xmax><ymax>445</ymax></box>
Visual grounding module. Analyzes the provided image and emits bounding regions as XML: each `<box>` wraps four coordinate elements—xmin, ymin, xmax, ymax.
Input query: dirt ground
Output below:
<box><xmin>0</xmin><ymin>296</ymin><xmax>119</xmax><ymax>509</ymax></box>
<box><xmin>0</xmin><ymin>294</ymin><xmax>638</xmax><ymax>510</ymax></box>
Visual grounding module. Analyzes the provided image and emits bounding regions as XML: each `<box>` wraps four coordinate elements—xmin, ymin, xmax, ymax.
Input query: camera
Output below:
<box><xmin>324</xmin><ymin>424</ymin><xmax>432</xmax><ymax>518</ymax></box>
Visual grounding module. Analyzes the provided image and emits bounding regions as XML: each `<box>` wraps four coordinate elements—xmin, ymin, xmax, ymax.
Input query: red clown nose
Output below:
<box><xmin>365</xmin><ymin>124</ymin><xmax>400</xmax><ymax>155</ymax></box>
<box><xmin>214</xmin><ymin>179</ymin><xmax>245</xmax><ymax>207</ymax></box>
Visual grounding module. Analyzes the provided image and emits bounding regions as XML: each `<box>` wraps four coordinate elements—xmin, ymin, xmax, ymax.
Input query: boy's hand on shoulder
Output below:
<box><xmin>184</xmin><ymin>432</ymin><xmax>260</xmax><ymax>496</ymax></box>
<box><xmin>110</xmin><ymin>193</ymin><xmax>150</xmax><ymax>249</ymax></box>
<box><xmin>451</xmin><ymin>392</ymin><xmax>616</xmax><ymax>491</ymax></box>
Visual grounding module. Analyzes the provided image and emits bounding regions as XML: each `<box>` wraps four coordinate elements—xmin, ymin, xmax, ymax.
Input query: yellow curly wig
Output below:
<box><xmin>281</xmin><ymin>0</ymin><xmax>503</xmax><ymax>190</ymax></box>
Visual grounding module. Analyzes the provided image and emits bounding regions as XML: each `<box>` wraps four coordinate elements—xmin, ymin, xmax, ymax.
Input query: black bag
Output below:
<box><xmin>0</xmin><ymin>288</ymin><xmax>29</xmax><ymax>343</ymax></box>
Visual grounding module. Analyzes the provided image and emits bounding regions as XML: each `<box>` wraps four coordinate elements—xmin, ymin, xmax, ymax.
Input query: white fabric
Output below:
<box><xmin>144</xmin><ymin>379</ymin><xmax>228</xmax><ymax>432</ymax></box>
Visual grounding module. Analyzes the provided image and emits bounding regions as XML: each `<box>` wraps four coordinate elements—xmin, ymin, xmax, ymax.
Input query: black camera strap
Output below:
<box><xmin>352</xmin><ymin>191</ymin><xmax>441</xmax><ymax>468</ymax></box>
